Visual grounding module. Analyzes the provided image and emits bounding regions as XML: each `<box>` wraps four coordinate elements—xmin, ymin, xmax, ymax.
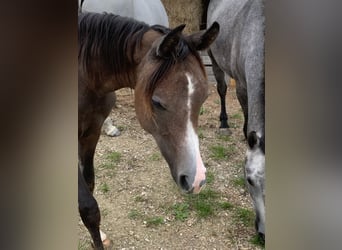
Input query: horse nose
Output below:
<box><xmin>179</xmin><ymin>175</ymin><xmax>191</xmax><ymax>191</ymax></box>
<box><xmin>179</xmin><ymin>175</ymin><xmax>206</xmax><ymax>193</ymax></box>
<box><xmin>258</xmin><ymin>232</ymin><xmax>265</xmax><ymax>243</ymax></box>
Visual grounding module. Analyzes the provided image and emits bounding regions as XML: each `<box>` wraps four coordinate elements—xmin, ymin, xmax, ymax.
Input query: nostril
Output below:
<box><xmin>247</xmin><ymin>177</ymin><xmax>254</xmax><ymax>187</ymax></box>
<box><xmin>258</xmin><ymin>232</ymin><xmax>265</xmax><ymax>243</ymax></box>
<box><xmin>199</xmin><ymin>179</ymin><xmax>206</xmax><ymax>187</ymax></box>
<box><xmin>179</xmin><ymin>175</ymin><xmax>190</xmax><ymax>191</ymax></box>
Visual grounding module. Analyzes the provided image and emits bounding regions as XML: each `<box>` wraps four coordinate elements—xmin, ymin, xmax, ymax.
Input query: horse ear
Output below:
<box><xmin>247</xmin><ymin>131</ymin><xmax>259</xmax><ymax>149</ymax></box>
<box><xmin>186</xmin><ymin>22</ymin><xmax>220</xmax><ymax>51</ymax></box>
<box><xmin>156</xmin><ymin>24</ymin><xmax>186</xmax><ymax>58</ymax></box>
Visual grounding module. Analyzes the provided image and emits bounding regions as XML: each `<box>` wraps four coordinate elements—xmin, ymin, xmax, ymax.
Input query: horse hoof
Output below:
<box><xmin>218</xmin><ymin>128</ymin><xmax>232</xmax><ymax>136</ymax></box>
<box><xmin>100</xmin><ymin>230</ymin><xmax>111</xmax><ymax>248</ymax></box>
<box><xmin>102</xmin><ymin>238</ymin><xmax>111</xmax><ymax>248</ymax></box>
<box><xmin>104</xmin><ymin>126</ymin><xmax>121</xmax><ymax>137</ymax></box>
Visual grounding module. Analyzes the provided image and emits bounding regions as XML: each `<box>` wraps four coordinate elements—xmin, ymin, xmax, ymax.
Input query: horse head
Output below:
<box><xmin>134</xmin><ymin>22</ymin><xmax>219</xmax><ymax>194</ymax></box>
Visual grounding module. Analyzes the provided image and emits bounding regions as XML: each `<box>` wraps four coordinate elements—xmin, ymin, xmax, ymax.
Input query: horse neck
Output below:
<box><xmin>247</xmin><ymin>79</ymin><xmax>265</xmax><ymax>137</ymax></box>
<box><xmin>107</xmin><ymin>29</ymin><xmax>163</xmax><ymax>92</ymax></box>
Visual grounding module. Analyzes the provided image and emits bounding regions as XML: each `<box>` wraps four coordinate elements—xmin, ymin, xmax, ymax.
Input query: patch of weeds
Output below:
<box><xmin>186</xmin><ymin>188</ymin><xmax>220</xmax><ymax>219</ymax></box>
<box><xmin>78</xmin><ymin>240</ymin><xmax>88</xmax><ymax>250</ymax></box>
<box><xmin>231</xmin><ymin>113</ymin><xmax>243</xmax><ymax>120</ymax></box>
<box><xmin>128</xmin><ymin>209</ymin><xmax>142</xmax><ymax>219</ymax></box>
<box><xmin>100</xmin><ymin>163</ymin><xmax>115</xmax><ymax>170</ymax></box>
<box><xmin>172</xmin><ymin>203</ymin><xmax>190</xmax><ymax>221</ymax></box>
<box><xmin>117</xmin><ymin>125</ymin><xmax>126</xmax><ymax>131</ymax></box>
<box><xmin>218</xmin><ymin>134</ymin><xmax>231</xmax><ymax>142</ymax></box>
<box><xmin>145</xmin><ymin>216</ymin><xmax>164</xmax><ymax>227</ymax></box>
<box><xmin>134</xmin><ymin>195</ymin><xmax>147</xmax><ymax>203</ymax></box>
<box><xmin>210</xmin><ymin>145</ymin><xmax>228</xmax><ymax>160</ymax></box>
<box><xmin>234</xmin><ymin>207</ymin><xmax>254</xmax><ymax>226</ymax></box>
<box><xmin>106</xmin><ymin>151</ymin><xmax>121</xmax><ymax>164</ymax></box>
<box><xmin>193</xmin><ymin>200</ymin><xmax>213</xmax><ymax>218</ymax></box>
<box><xmin>206</xmin><ymin>171</ymin><xmax>215</xmax><ymax>184</ymax></box>
<box><xmin>225</xmin><ymin>144</ymin><xmax>236</xmax><ymax>156</ymax></box>
<box><xmin>199</xmin><ymin>106</ymin><xmax>206</xmax><ymax>115</ymax></box>
<box><xmin>198</xmin><ymin>129</ymin><xmax>204</xmax><ymax>139</ymax></box>
<box><xmin>99</xmin><ymin>183</ymin><xmax>109</xmax><ymax>193</ymax></box>
<box><xmin>219</xmin><ymin>201</ymin><xmax>234</xmax><ymax>210</ymax></box>
<box><xmin>197</xmin><ymin>188</ymin><xmax>220</xmax><ymax>200</ymax></box>
<box><xmin>214</xmin><ymin>99</ymin><xmax>220</xmax><ymax>105</ymax></box>
<box><xmin>232</xmin><ymin>176</ymin><xmax>245</xmax><ymax>188</ymax></box>
<box><xmin>149</xmin><ymin>152</ymin><xmax>161</xmax><ymax>161</ymax></box>
<box><xmin>250</xmin><ymin>234</ymin><xmax>265</xmax><ymax>248</ymax></box>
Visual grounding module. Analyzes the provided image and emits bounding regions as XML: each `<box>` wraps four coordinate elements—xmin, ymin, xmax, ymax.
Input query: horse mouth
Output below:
<box><xmin>181</xmin><ymin>179</ymin><xmax>206</xmax><ymax>194</ymax></box>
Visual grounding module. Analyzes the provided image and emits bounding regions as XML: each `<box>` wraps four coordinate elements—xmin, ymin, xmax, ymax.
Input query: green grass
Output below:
<box><xmin>232</xmin><ymin>176</ymin><xmax>246</xmax><ymax>188</ymax></box>
<box><xmin>106</xmin><ymin>151</ymin><xmax>121</xmax><ymax>163</ymax></box>
<box><xmin>198</xmin><ymin>129</ymin><xmax>204</xmax><ymax>139</ymax></box>
<box><xmin>100</xmin><ymin>163</ymin><xmax>115</xmax><ymax>170</ymax></box>
<box><xmin>149</xmin><ymin>152</ymin><xmax>162</xmax><ymax>161</ymax></box>
<box><xmin>172</xmin><ymin>203</ymin><xmax>190</xmax><ymax>221</ymax></box>
<box><xmin>231</xmin><ymin>113</ymin><xmax>243</xmax><ymax>120</ymax></box>
<box><xmin>145</xmin><ymin>216</ymin><xmax>165</xmax><ymax>227</ymax></box>
<box><xmin>184</xmin><ymin>188</ymin><xmax>221</xmax><ymax>219</ymax></box>
<box><xmin>117</xmin><ymin>125</ymin><xmax>126</xmax><ymax>131</ymax></box>
<box><xmin>206</xmin><ymin>171</ymin><xmax>215</xmax><ymax>184</ymax></box>
<box><xmin>199</xmin><ymin>106</ymin><xmax>206</xmax><ymax>115</ymax></box>
<box><xmin>100</xmin><ymin>151</ymin><xmax>122</xmax><ymax>170</ymax></box>
<box><xmin>234</xmin><ymin>208</ymin><xmax>254</xmax><ymax>226</ymax></box>
<box><xmin>128</xmin><ymin>209</ymin><xmax>142</xmax><ymax>219</ymax></box>
<box><xmin>193</xmin><ymin>200</ymin><xmax>213</xmax><ymax>217</ymax></box>
<box><xmin>134</xmin><ymin>195</ymin><xmax>147</xmax><ymax>203</ymax></box>
<box><xmin>250</xmin><ymin>234</ymin><xmax>265</xmax><ymax>248</ymax></box>
<box><xmin>78</xmin><ymin>240</ymin><xmax>88</xmax><ymax>250</ymax></box>
<box><xmin>99</xmin><ymin>183</ymin><xmax>109</xmax><ymax>193</ymax></box>
<box><xmin>219</xmin><ymin>201</ymin><xmax>234</xmax><ymax>210</ymax></box>
<box><xmin>217</xmin><ymin>134</ymin><xmax>232</xmax><ymax>141</ymax></box>
<box><xmin>210</xmin><ymin>145</ymin><xmax>227</xmax><ymax>160</ymax></box>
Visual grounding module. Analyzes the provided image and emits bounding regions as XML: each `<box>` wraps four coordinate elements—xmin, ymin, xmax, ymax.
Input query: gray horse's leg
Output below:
<box><xmin>208</xmin><ymin>49</ymin><xmax>231</xmax><ymax>135</ymax></box>
<box><xmin>102</xmin><ymin>116</ymin><xmax>121</xmax><ymax>137</ymax></box>
<box><xmin>101</xmin><ymin>92</ymin><xmax>120</xmax><ymax>137</ymax></box>
<box><xmin>235</xmin><ymin>80</ymin><xmax>248</xmax><ymax>139</ymax></box>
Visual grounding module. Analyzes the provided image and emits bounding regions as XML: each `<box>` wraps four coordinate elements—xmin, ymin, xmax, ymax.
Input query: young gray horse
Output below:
<box><xmin>207</xmin><ymin>0</ymin><xmax>265</xmax><ymax>241</ymax></box>
<box><xmin>79</xmin><ymin>0</ymin><xmax>169</xmax><ymax>137</ymax></box>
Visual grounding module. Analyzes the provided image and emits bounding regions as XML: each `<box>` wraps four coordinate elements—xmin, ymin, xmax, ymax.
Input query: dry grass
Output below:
<box><xmin>161</xmin><ymin>0</ymin><xmax>204</xmax><ymax>33</ymax></box>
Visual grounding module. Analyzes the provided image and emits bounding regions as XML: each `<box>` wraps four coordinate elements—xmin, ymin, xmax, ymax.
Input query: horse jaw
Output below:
<box><xmin>245</xmin><ymin>144</ymin><xmax>265</xmax><ymax>236</ymax></box>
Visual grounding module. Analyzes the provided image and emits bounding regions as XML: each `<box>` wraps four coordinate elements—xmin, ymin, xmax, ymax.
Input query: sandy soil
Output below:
<box><xmin>78</xmin><ymin>81</ymin><xmax>263</xmax><ymax>250</ymax></box>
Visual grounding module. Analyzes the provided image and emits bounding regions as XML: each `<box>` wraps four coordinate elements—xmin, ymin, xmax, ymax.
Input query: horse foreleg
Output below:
<box><xmin>208</xmin><ymin>49</ymin><xmax>231</xmax><ymax>134</ymax></box>
<box><xmin>78</xmin><ymin>166</ymin><xmax>104</xmax><ymax>250</ymax></box>
<box><xmin>235</xmin><ymin>80</ymin><xmax>248</xmax><ymax>139</ymax></box>
<box><xmin>79</xmin><ymin>131</ymin><xmax>101</xmax><ymax>193</ymax></box>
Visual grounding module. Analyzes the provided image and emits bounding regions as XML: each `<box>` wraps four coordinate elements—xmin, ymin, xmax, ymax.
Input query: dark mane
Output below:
<box><xmin>78</xmin><ymin>12</ymin><xmax>204</xmax><ymax>101</ymax></box>
<box><xmin>78</xmin><ymin>12</ymin><xmax>150</xmax><ymax>84</ymax></box>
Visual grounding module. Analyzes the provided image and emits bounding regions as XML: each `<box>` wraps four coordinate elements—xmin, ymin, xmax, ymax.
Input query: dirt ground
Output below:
<box><xmin>78</xmin><ymin>80</ymin><xmax>263</xmax><ymax>250</ymax></box>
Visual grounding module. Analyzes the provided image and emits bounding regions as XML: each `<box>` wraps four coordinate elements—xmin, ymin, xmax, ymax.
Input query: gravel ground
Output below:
<box><xmin>78</xmin><ymin>81</ymin><xmax>264</xmax><ymax>250</ymax></box>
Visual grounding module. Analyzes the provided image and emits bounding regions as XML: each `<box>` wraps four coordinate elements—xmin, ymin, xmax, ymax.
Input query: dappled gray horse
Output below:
<box><xmin>207</xmin><ymin>0</ymin><xmax>265</xmax><ymax>241</ymax></box>
<box><xmin>79</xmin><ymin>0</ymin><xmax>169</xmax><ymax>137</ymax></box>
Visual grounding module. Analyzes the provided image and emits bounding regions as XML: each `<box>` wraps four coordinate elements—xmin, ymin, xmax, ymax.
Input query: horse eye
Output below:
<box><xmin>152</xmin><ymin>98</ymin><xmax>166</xmax><ymax>110</ymax></box>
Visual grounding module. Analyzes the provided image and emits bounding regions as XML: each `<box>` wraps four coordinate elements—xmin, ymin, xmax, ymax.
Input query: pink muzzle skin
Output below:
<box><xmin>192</xmin><ymin>151</ymin><xmax>207</xmax><ymax>194</ymax></box>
